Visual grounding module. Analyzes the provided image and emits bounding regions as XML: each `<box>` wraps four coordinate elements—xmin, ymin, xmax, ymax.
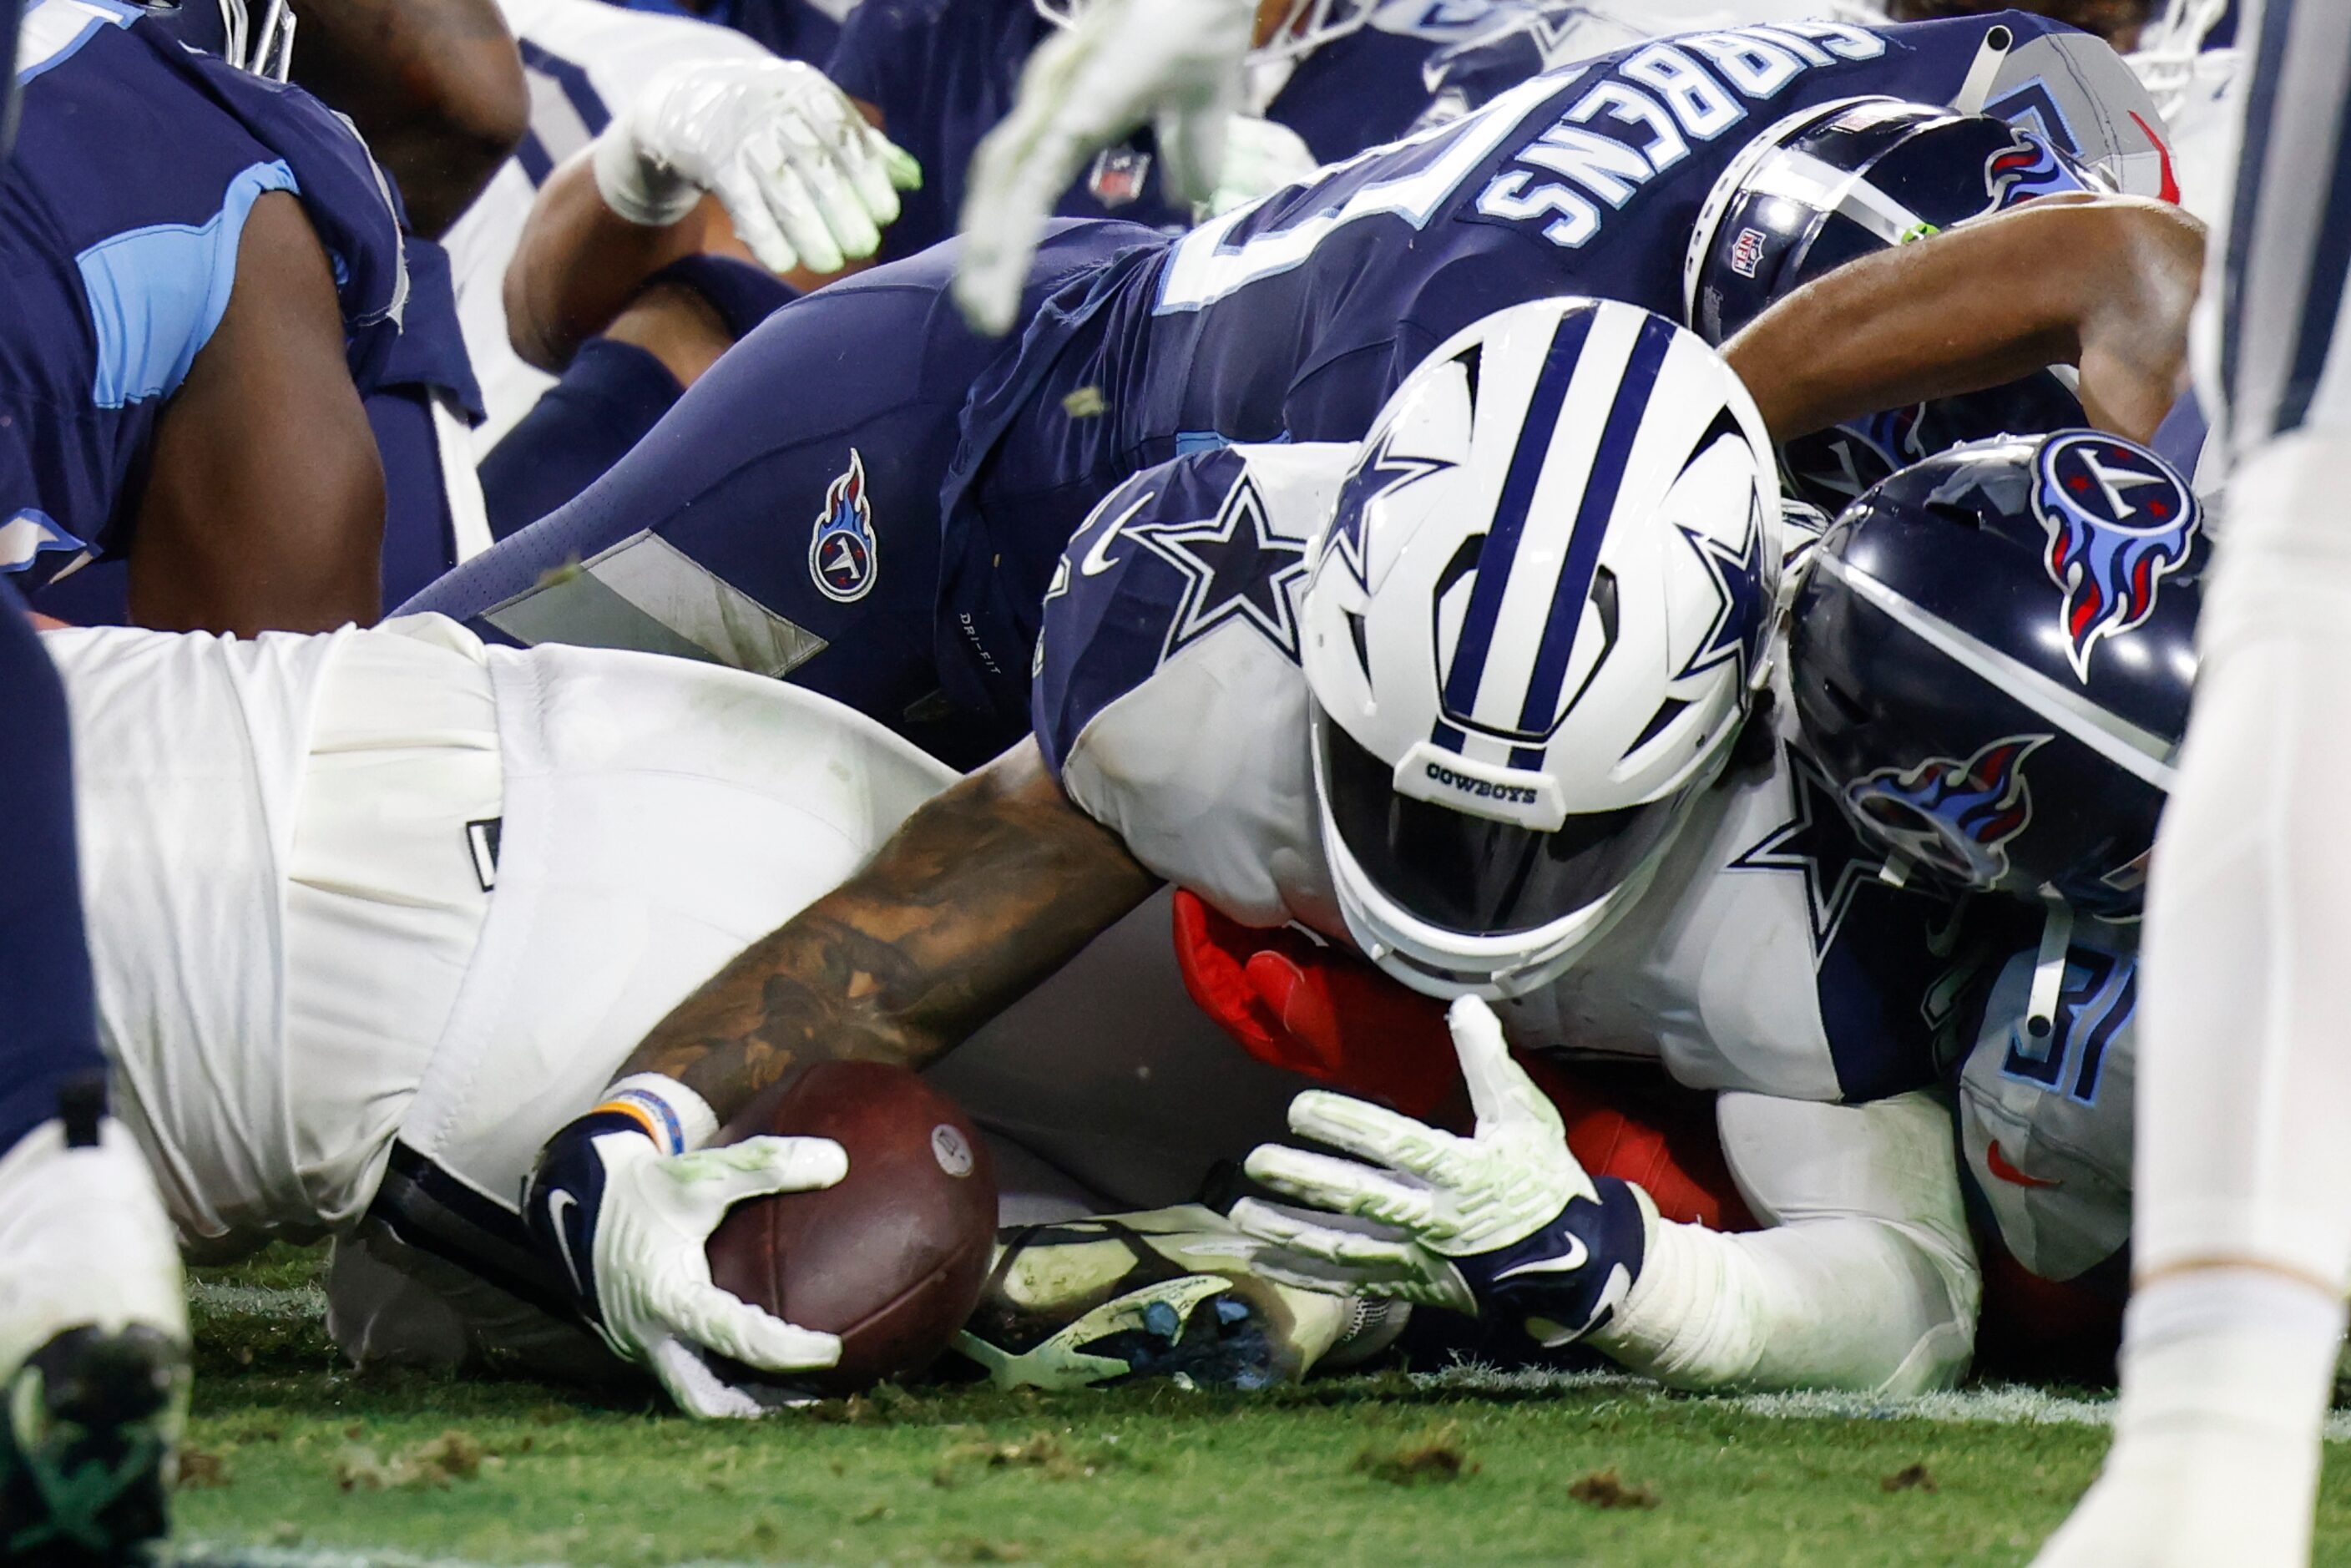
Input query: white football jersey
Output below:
<box><xmin>1955</xmin><ymin>918</ymin><xmax>2136</xmax><ymax>1284</ymax></box>
<box><xmin>1036</xmin><ymin>442</ymin><xmax>1983</xmax><ymax>1102</ymax></box>
<box><xmin>443</xmin><ymin>0</ymin><xmax>771</xmax><ymax>449</ymax></box>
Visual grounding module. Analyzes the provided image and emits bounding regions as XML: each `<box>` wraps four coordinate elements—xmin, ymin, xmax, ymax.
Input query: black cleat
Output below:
<box><xmin>3</xmin><ymin>1323</ymin><xmax>189</xmax><ymax>1566</ymax></box>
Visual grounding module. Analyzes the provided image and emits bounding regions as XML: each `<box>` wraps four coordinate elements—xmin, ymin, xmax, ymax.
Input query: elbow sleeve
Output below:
<box><xmin>1589</xmin><ymin>1090</ymin><xmax>1980</xmax><ymax>1395</ymax></box>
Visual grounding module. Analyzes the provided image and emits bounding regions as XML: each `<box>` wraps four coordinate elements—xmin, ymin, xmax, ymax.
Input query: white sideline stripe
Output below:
<box><xmin>1405</xmin><ymin>1365</ymin><xmax>2351</xmax><ymax>1443</ymax></box>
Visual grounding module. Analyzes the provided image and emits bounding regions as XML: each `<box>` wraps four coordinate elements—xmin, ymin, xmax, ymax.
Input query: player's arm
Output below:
<box><xmin>1727</xmin><ymin>195</ymin><xmax>2204</xmax><ymax>446</ymax></box>
<box><xmin>288</xmin><ymin>0</ymin><xmax>528</xmax><ymax>239</ymax></box>
<box><xmin>953</xmin><ymin>0</ymin><xmax>1254</xmax><ymax>334</ymax></box>
<box><xmin>1584</xmin><ymin>1090</ymin><xmax>1979</xmax><ymax>1393</ymax></box>
<box><xmin>519</xmin><ymin>736</ymin><xmax>1157</xmax><ymax>1413</ymax></box>
<box><xmin>630</xmin><ymin>736</ymin><xmax>1162</xmax><ymax>1114</ymax></box>
<box><xmin>503</xmin><ymin>66</ymin><xmax>917</xmax><ymax>373</ymax></box>
<box><xmin>1233</xmin><ymin>1005</ymin><xmax>1979</xmax><ymax>1395</ymax></box>
<box><xmin>129</xmin><ymin>190</ymin><xmax>385</xmax><ymax>637</ymax></box>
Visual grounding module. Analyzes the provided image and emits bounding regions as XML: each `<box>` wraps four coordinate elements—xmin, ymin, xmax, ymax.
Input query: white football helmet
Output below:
<box><xmin>1302</xmin><ymin>297</ymin><xmax>1779</xmax><ymax>999</ymax></box>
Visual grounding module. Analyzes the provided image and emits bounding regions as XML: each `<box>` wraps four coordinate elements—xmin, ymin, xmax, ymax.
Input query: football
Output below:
<box><xmin>703</xmin><ymin>1060</ymin><xmax>998</xmax><ymax>1399</ymax></box>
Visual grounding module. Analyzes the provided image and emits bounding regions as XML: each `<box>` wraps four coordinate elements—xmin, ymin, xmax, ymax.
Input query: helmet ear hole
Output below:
<box><xmin>1345</xmin><ymin>610</ymin><xmax>1371</xmax><ymax>681</ymax></box>
<box><xmin>1823</xmin><ymin>680</ymin><xmax>1873</xmax><ymax>728</ymax></box>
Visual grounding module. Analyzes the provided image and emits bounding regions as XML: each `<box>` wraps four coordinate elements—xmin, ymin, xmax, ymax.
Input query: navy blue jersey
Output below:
<box><xmin>948</xmin><ymin>12</ymin><xmax>2146</xmax><ymax>700</ymax></box>
<box><xmin>416</xmin><ymin>14</ymin><xmax>2161</xmax><ymax>762</ymax></box>
<box><xmin>827</xmin><ymin>0</ymin><xmax>1524</xmax><ymax>263</ymax></box>
<box><xmin>0</xmin><ymin>578</ymin><xmax>104</xmax><ymax>1154</ymax></box>
<box><xmin>0</xmin><ymin>0</ymin><xmax>404</xmax><ymax>593</ymax></box>
<box><xmin>615</xmin><ymin>0</ymin><xmax>847</xmax><ymax>62</ymax></box>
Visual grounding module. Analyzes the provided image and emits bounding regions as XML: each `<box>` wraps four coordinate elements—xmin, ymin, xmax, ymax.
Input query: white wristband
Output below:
<box><xmin>591</xmin><ymin>124</ymin><xmax>701</xmax><ymax>230</ymax></box>
<box><xmin>590</xmin><ymin>1073</ymin><xmax>721</xmax><ymax>1155</ymax></box>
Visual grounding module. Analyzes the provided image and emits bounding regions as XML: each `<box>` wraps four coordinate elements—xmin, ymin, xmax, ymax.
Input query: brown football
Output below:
<box><xmin>703</xmin><ymin>1060</ymin><xmax>997</xmax><ymax>1398</ymax></box>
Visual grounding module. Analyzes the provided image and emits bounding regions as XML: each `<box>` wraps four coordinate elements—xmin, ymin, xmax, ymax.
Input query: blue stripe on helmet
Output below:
<box><xmin>1514</xmin><ymin>311</ymin><xmax>1674</xmax><ymax>738</ymax></box>
<box><xmin>1440</xmin><ymin>306</ymin><xmax>1598</xmax><ymax>726</ymax></box>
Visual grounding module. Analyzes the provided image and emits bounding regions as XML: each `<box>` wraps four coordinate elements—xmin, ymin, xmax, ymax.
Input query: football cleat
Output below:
<box><xmin>0</xmin><ymin>1103</ymin><xmax>190</xmax><ymax>1566</ymax></box>
<box><xmin>948</xmin><ymin>1205</ymin><xmax>1406</xmax><ymax>1392</ymax></box>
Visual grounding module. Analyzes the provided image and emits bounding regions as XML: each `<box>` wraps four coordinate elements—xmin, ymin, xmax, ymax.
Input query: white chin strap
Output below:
<box><xmin>2019</xmin><ymin>893</ymin><xmax>2075</xmax><ymax>1057</ymax></box>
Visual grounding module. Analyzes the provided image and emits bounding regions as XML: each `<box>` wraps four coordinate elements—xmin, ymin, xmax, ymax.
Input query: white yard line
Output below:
<box><xmin>1406</xmin><ymin>1363</ymin><xmax>2351</xmax><ymax>1442</ymax></box>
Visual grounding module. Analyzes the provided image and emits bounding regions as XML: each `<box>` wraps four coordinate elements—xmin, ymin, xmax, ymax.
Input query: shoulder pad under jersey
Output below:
<box><xmin>1032</xmin><ymin>442</ymin><xmax>1347</xmax><ymax>779</ymax></box>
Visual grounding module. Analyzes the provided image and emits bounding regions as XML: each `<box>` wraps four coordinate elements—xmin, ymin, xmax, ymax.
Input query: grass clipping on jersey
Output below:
<box><xmin>174</xmin><ymin>1248</ymin><xmax>2351</xmax><ymax>1567</ymax></box>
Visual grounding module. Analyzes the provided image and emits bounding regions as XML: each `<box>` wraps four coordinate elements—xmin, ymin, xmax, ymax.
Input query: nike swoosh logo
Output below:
<box><xmin>1985</xmin><ymin>1140</ymin><xmax>2061</xmax><ymax>1190</ymax></box>
<box><xmin>548</xmin><ymin>1190</ymin><xmax>591</xmax><ymax>1298</ymax></box>
<box><xmin>1079</xmin><ymin>491</ymin><xmax>1155</xmax><ymax>576</ymax></box>
<box><xmin>1494</xmin><ymin>1232</ymin><xmax>1590</xmax><ymax>1282</ymax></box>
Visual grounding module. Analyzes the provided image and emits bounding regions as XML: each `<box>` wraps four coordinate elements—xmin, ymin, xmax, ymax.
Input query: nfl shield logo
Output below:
<box><xmin>809</xmin><ymin>449</ymin><xmax>878</xmax><ymax>604</ymax></box>
<box><xmin>1728</xmin><ymin>226</ymin><xmax>1768</xmax><ymax>279</ymax></box>
<box><xmin>1088</xmin><ymin>144</ymin><xmax>1153</xmax><ymax>209</ymax></box>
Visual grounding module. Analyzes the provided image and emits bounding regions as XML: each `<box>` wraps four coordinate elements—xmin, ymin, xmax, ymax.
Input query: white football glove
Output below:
<box><xmin>528</xmin><ymin>1109</ymin><xmax>849</xmax><ymax>1419</ymax></box>
<box><xmin>1199</xmin><ymin>114</ymin><xmax>1319</xmax><ymax>220</ymax></box>
<box><xmin>953</xmin><ymin>0</ymin><xmax>1254</xmax><ymax>334</ymax></box>
<box><xmin>1232</xmin><ymin>998</ymin><xmax>1654</xmax><ymax>1345</ymax></box>
<box><xmin>592</xmin><ymin>57</ymin><xmax>921</xmax><ymax>276</ymax></box>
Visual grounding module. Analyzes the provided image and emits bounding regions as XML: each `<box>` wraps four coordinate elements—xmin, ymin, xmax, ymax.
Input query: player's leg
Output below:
<box><xmin>2035</xmin><ymin>3</ymin><xmax>2351</xmax><ymax>1561</ymax></box>
<box><xmin>0</xmin><ymin>582</ymin><xmax>188</xmax><ymax>1567</ymax></box>
<box><xmin>402</xmin><ymin>230</ymin><xmax>1127</xmax><ymax>765</ymax></box>
<box><xmin>478</xmin><ymin>260</ymin><xmax>799</xmax><ymax>540</ymax></box>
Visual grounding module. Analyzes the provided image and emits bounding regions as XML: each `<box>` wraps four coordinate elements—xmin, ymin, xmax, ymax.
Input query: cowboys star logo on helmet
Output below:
<box><xmin>2029</xmin><ymin>432</ymin><xmax>2198</xmax><ymax>681</ymax></box>
<box><xmin>1844</xmin><ymin>734</ymin><xmax>2050</xmax><ymax>888</ymax></box>
<box><xmin>809</xmin><ymin>449</ymin><xmax>879</xmax><ymax>604</ymax></box>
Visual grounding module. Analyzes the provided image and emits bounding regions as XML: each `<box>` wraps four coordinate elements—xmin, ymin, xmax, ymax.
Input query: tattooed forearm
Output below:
<box><xmin>626</xmin><ymin>737</ymin><xmax>1163</xmax><ymax>1120</ymax></box>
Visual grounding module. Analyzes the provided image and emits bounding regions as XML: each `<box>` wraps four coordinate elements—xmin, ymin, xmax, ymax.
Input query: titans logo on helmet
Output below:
<box><xmin>809</xmin><ymin>448</ymin><xmax>878</xmax><ymax>604</ymax></box>
<box><xmin>2030</xmin><ymin>432</ymin><xmax>2199</xmax><ymax>682</ymax></box>
<box><xmin>1844</xmin><ymin>734</ymin><xmax>2050</xmax><ymax>890</ymax></box>
<box><xmin>1983</xmin><ymin>127</ymin><xmax>2092</xmax><ymax>210</ymax></box>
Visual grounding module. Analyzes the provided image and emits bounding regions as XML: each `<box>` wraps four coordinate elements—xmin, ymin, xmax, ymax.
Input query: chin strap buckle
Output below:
<box><xmin>58</xmin><ymin>1070</ymin><xmax>107</xmax><ymax>1149</ymax></box>
<box><xmin>2017</xmin><ymin>894</ymin><xmax>2075</xmax><ymax>1060</ymax></box>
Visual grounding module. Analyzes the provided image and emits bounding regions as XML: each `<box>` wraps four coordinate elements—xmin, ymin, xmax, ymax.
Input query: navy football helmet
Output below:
<box><xmin>1686</xmin><ymin>97</ymin><xmax>2108</xmax><ymax>514</ymax></box>
<box><xmin>1788</xmin><ymin>431</ymin><xmax>2202</xmax><ymax>921</ymax></box>
<box><xmin>3</xmin><ymin>0</ymin><xmax>20</xmax><ymax>163</ymax></box>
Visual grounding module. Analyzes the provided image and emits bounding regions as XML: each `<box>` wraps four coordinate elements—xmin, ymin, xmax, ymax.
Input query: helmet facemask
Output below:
<box><xmin>1302</xmin><ymin>299</ymin><xmax>1782</xmax><ymax>999</ymax></box>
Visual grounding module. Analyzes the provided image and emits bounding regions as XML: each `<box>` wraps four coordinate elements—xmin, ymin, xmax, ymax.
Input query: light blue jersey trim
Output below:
<box><xmin>17</xmin><ymin>0</ymin><xmax>140</xmax><ymax>87</ymax></box>
<box><xmin>0</xmin><ymin>508</ymin><xmax>88</xmax><ymax>572</ymax></box>
<box><xmin>77</xmin><ymin>159</ymin><xmax>301</xmax><ymax>409</ymax></box>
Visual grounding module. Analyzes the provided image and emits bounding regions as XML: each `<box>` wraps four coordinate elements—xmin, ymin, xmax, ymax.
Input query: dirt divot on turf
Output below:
<box><xmin>1882</xmin><ymin>1463</ymin><xmax>1939</xmax><ymax>1493</ymax></box>
<box><xmin>334</xmin><ymin>1431</ymin><xmax>488</xmax><ymax>1490</ymax></box>
<box><xmin>1567</xmin><ymin>1468</ymin><xmax>1660</xmax><ymax>1510</ymax></box>
<box><xmin>933</xmin><ymin>1430</ymin><xmax>1127</xmax><ymax>1487</ymax></box>
<box><xmin>1354</xmin><ymin>1419</ymin><xmax>1475</xmax><ymax>1485</ymax></box>
<box><xmin>176</xmin><ymin>1448</ymin><xmax>233</xmax><ymax>1490</ymax></box>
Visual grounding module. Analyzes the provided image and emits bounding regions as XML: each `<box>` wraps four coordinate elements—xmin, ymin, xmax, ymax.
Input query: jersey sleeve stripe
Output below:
<box><xmin>75</xmin><ymin>157</ymin><xmax>299</xmax><ymax>410</ymax></box>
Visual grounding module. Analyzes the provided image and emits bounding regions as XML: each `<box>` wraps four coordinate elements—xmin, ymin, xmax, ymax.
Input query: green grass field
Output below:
<box><xmin>168</xmin><ymin>1251</ymin><xmax>2351</xmax><ymax>1567</ymax></box>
